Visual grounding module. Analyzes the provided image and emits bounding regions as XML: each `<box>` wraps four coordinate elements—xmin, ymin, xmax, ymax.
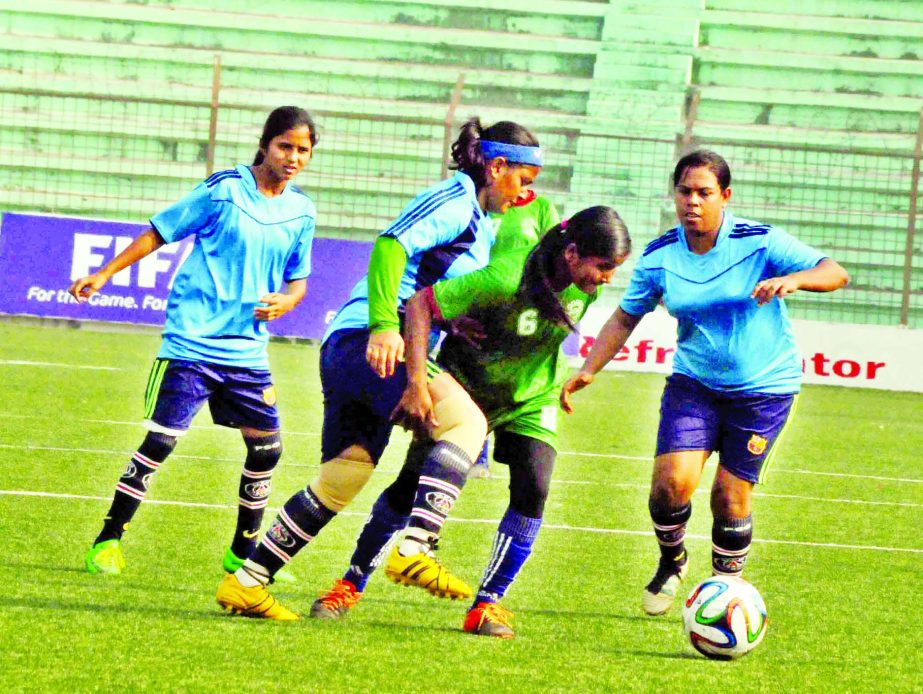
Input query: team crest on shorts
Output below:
<box><xmin>747</xmin><ymin>434</ymin><xmax>768</xmax><ymax>455</ymax></box>
<box><xmin>262</xmin><ymin>386</ymin><xmax>277</xmax><ymax>406</ymax></box>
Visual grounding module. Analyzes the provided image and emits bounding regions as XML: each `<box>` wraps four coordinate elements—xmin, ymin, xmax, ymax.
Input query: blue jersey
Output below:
<box><xmin>323</xmin><ymin>171</ymin><xmax>495</xmax><ymax>342</ymax></box>
<box><xmin>151</xmin><ymin>164</ymin><xmax>315</xmax><ymax>369</ymax></box>
<box><xmin>619</xmin><ymin>213</ymin><xmax>826</xmax><ymax>394</ymax></box>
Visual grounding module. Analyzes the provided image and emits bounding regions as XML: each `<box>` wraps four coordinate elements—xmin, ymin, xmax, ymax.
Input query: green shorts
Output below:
<box><xmin>428</xmin><ymin>358</ymin><xmax>560</xmax><ymax>451</ymax></box>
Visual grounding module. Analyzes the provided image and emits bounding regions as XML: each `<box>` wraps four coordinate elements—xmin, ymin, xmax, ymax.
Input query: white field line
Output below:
<box><xmin>1</xmin><ymin>442</ymin><xmax>920</xmax><ymax>509</ymax></box>
<box><xmin>0</xmin><ymin>360</ymin><xmax>121</xmax><ymax>371</ymax></box>
<box><xmin>1</xmin><ymin>488</ymin><xmax>920</xmax><ymax>555</ymax></box>
<box><xmin>1</xmin><ymin>411</ymin><xmax>919</xmax><ymax>485</ymax></box>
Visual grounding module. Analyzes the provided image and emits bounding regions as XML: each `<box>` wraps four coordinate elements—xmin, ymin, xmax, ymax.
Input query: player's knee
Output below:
<box><xmin>431</xmin><ymin>392</ymin><xmax>488</xmax><ymax>462</ymax></box>
<box><xmin>510</xmin><ymin>482</ymin><xmax>549</xmax><ymax>518</ymax></box>
<box><xmin>309</xmin><ymin>457</ymin><xmax>375</xmax><ymax>512</ymax></box>
<box><xmin>138</xmin><ymin>430</ymin><xmax>177</xmax><ymax>462</ymax></box>
<box><xmin>243</xmin><ymin>432</ymin><xmax>283</xmax><ymax>472</ymax></box>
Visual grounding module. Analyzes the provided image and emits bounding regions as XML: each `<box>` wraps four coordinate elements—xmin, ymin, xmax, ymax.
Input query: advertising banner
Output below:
<box><xmin>573</xmin><ymin>304</ymin><xmax>923</xmax><ymax>393</ymax></box>
<box><xmin>0</xmin><ymin>212</ymin><xmax>371</xmax><ymax>340</ymax></box>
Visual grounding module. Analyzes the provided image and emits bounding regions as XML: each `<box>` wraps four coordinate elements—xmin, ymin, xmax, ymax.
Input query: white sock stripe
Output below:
<box><xmin>712</xmin><ymin>544</ymin><xmax>751</xmax><ymax>557</ymax></box>
<box><xmin>242</xmin><ymin>469</ymin><xmax>274</xmax><ymax>479</ymax></box>
<box><xmin>418</xmin><ymin>476</ymin><xmax>460</xmax><ymax>497</ymax></box>
<box><xmin>653</xmin><ymin>521</ymin><xmax>685</xmax><ymax>532</ymax></box>
<box><xmin>410</xmin><ymin>509</ymin><xmax>445</xmax><ymax>527</ymax></box>
<box><xmin>115</xmin><ymin>483</ymin><xmax>146</xmax><ymax>500</ymax></box>
<box><xmin>238</xmin><ymin>498</ymin><xmax>268</xmax><ymax>510</ymax></box>
<box><xmin>262</xmin><ymin>538</ymin><xmax>292</xmax><ymax>563</ymax></box>
<box><xmin>132</xmin><ymin>452</ymin><xmax>160</xmax><ymax>468</ymax></box>
<box><xmin>712</xmin><ymin>568</ymin><xmax>743</xmax><ymax>577</ymax></box>
<box><xmin>279</xmin><ymin>509</ymin><xmax>313</xmax><ymax>542</ymax></box>
<box><xmin>481</xmin><ymin>533</ymin><xmax>513</xmax><ymax>585</ymax></box>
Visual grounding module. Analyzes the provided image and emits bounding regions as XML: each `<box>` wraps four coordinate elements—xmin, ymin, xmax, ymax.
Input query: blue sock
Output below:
<box><xmin>475</xmin><ymin>508</ymin><xmax>542</xmax><ymax>604</ymax></box>
<box><xmin>343</xmin><ymin>493</ymin><xmax>409</xmax><ymax>591</ymax></box>
<box><xmin>475</xmin><ymin>440</ymin><xmax>489</xmax><ymax>467</ymax></box>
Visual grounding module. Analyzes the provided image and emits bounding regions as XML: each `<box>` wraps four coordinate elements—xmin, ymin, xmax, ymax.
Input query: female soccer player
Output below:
<box><xmin>216</xmin><ymin>117</ymin><xmax>542</xmax><ymax>620</ymax></box>
<box><xmin>315</xmin><ymin>206</ymin><xmax>631</xmax><ymax>638</ymax></box>
<box><xmin>560</xmin><ymin>150</ymin><xmax>849</xmax><ymax>616</ymax></box>
<box><xmin>73</xmin><ymin>106</ymin><xmax>318</xmax><ymax>581</ymax></box>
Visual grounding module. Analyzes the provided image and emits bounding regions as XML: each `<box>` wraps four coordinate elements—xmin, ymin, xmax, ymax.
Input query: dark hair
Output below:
<box><xmin>252</xmin><ymin>106</ymin><xmax>318</xmax><ymax>166</ymax></box>
<box><xmin>521</xmin><ymin>205</ymin><xmax>631</xmax><ymax>329</ymax></box>
<box><xmin>449</xmin><ymin>117</ymin><xmax>539</xmax><ymax>190</ymax></box>
<box><xmin>672</xmin><ymin>149</ymin><xmax>731</xmax><ymax>190</ymax></box>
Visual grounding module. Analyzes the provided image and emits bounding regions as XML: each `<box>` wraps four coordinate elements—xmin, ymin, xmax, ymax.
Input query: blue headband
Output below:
<box><xmin>480</xmin><ymin>140</ymin><xmax>543</xmax><ymax>167</ymax></box>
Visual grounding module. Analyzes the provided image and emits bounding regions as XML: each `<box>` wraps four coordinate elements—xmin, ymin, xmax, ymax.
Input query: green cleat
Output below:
<box><xmin>222</xmin><ymin>547</ymin><xmax>297</xmax><ymax>584</ymax></box>
<box><xmin>85</xmin><ymin>539</ymin><xmax>125</xmax><ymax>575</ymax></box>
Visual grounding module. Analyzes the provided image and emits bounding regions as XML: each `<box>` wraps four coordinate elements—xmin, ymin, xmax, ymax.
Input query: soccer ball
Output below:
<box><xmin>682</xmin><ymin>576</ymin><xmax>768</xmax><ymax>660</ymax></box>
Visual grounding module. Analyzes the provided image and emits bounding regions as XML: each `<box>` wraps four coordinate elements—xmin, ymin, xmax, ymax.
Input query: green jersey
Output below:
<box><xmin>432</xmin><ymin>246</ymin><xmax>598</xmax><ymax>425</ymax></box>
<box><xmin>489</xmin><ymin>195</ymin><xmax>560</xmax><ymax>257</ymax></box>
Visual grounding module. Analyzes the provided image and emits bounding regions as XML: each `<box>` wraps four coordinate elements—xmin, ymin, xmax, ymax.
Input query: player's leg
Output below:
<box><xmin>385</xmin><ymin>370</ymin><xmax>486</xmax><ymax>600</ymax></box>
<box><xmin>643</xmin><ymin>375</ymin><xmax>716</xmax><ymax>615</ymax></box>
<box><xmin>312</xmin><ymin>439</ymin><xmax>426</xmax><ymax>619</ymax></box>
<box><xmin>217</xmin><ymin>331</ymin><xmax>381</xmax><ymax>618</ymax></box>
<box><xmin>711</xmin><ymin>392</ymin><xmax>796</xmax><ymax>577</ymax></box>
<box><xmin>85</xmin><ymin>359</ymin><xmax>208</xmax><ymax>575</ymax></box>
<box><xmin>464</xmin><ymin>430</ymin><xmax>555</xmax><ymax>639</ymax></box>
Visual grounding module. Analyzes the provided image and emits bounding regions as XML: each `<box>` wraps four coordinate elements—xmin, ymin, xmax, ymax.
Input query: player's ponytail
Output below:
<box><xmin>253</xmin><ymin>106</ymin><xmax>319</xmax><ymax>166</ymax></box>
<box><xmin>450</xmin><ymin>117</ymin><xmax>540</xmax><ymax>190</ymax></box>
<box><xmin>521</xmin><ymin>205</ymin><xmax>631</xmax><ymax>329</ymax></box>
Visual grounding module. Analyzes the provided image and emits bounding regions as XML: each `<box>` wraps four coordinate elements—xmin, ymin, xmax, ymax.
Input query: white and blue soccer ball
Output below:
<box><xmin>682</xmin><ymin>576</ymin><xmax>768</xmax><ymax>660</ymax></box>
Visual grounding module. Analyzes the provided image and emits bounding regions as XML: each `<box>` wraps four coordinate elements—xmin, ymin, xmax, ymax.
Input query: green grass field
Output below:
<box><xmin>1</xmin><ymin>322</ymin><xmax>920</xmax><ymax>693</ymax></box>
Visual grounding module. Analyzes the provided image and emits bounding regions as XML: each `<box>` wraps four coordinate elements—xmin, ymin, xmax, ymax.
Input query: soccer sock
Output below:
<box><xmin>401</xmin><ymin>441</ymin><xmax>472</xmax><ymax>553</ymax></box>
<box><xmin>230</xmin><ymin>433</ymin><xmax>282</xmax><ymax>558</ymax></box>
<box><xmin>475</xmin><ymin>439</ymin><xmax>489</xmax><ymax>467</ymax></box>
<box><xmin>95</xmin><ymin>431</ymin><xmax>176</xmax><ymax>544</ymax></box>
<box><xmin>343</xmin><ymin>492</ymin><xmax>410</xmax><ymax>591</ymax></box>
<box><xmin>712</xmin><ymin>514</ymin><xmax>753</xmax><ymax>577</ymax></box>
<box><xmin>649</xmin><ymin>499</ymin><xmax>691</xmax><ymax>565</ymax></box>
<box><xmin>241</xmin><ymin>486</ymin><xmax>336</xmax><ymax>584</ymax></box>
<box><xmin>475</xmin><ymin>508</ymin><xmax>542</xmax><ymax>604</ymax></box>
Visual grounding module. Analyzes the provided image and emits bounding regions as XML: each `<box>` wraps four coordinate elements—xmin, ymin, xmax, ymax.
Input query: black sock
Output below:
<box><xmin>712</xmin><ymin>515</ymin><xmax>753</xmax><ymax>576</ymax></box>
<box><xmin>247</xmin><ymin>486</ymin><xmax>335</xmax><ymax>579</ymax></box>
<box><xmin>95</xmin><ymin>431</ymin><xmax>175</xmax><ymax>544</ymax></box>
<box><xmin>649</xmin><ymin>499</ymin><xmax>691</xmax><ymax>565</ymax></box>
<box><xmin>406</xmin><ymin>441</ymin><xmax>472</xmax><ymax>539</ymax></box>
<box><xmin>230</xmin><ymin>433</ymin><xmax>282</xmax><ymax>558</ymax></box>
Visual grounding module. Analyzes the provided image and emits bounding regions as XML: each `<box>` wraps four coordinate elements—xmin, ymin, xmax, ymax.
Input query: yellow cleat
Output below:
<box><xmin>215</xmin><ymin>573</ymin><xmax>299</xmax><ymax>621</ymax></box>
<box><xmin>384</xmin><ymin>543</ymin><xmax>473</xmax><ymax>600</ymax></box>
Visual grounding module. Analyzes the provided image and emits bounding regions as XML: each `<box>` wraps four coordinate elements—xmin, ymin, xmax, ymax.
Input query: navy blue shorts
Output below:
<box><xmin>143</xmin><ymin>359</ymin><xmax>280</xmax><ymax>435</ymax></box>
<box><xmin>320</xmin><ymin>328</ymin><xmax>407</xmax><ymax>464</ymax></box>
<box><xmin>656</xmin><ymin>374</ymin><xmax>796</xmax><ymax>484</ymax></box>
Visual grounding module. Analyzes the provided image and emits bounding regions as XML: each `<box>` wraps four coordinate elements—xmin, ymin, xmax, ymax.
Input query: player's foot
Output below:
<box><xmin>310</xmin><ymin>579</ymin><xmax>363</xmax><ymax>620</ymax></box>
<box><xmin>467</xmin><ymin>464</ymin><xmax>491</xmax><ymax>479</ymax></box>
<box><xmin>384</xmin><ymin>541</ymin><xmax>473</xmax><ymax>600</ymax></box>
<box><xmin>222</xmin><ymin>547</ymin><xmax>297</xmax><ymax>584</ymax></box>
<box><xmin>642</xmin><ymin>554</ymin><xmax>689</xmax><ymax>616</ymax></box>
<box><xmin>215</xmin><ymin>573</ymin><xmax>299</xmax><ymax>620</ymax></box>
<box><xmin>85</xmin><ymin>539</ymin><xmax>125</xmax><ymax>575</ymax></box>
<box><xmin>463</xmin><ymin>601</ymin><xmax>515</xmax><ymax>639</ymax></box>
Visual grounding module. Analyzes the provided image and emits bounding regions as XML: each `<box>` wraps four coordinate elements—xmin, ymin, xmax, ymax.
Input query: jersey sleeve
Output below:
<box><xmin>380</xmin><ymin>192</ymin><xmax>469</xmax><ymax>258</ymax></box>
<box><xmin>618</xmin><ymin>261</ymin><xmax>662</xmax><ymax>317</ymax></box>
<box><xmin>149</xmin><ymin>183</ymin><xmax>218</xmax><ymax>243</ymax></box>
<box><xmin>431</xmin><ymin>261</ymin><xmax>513</xmax><ymax>321</ymax></box>
<box><xmin>283</xmin><ymin>216</ymin><xmax>315</xmax><ymax>281</ymax></box>
<box><xmin>765</xmin><ymin>226</ymin><xmax>827</xmax><ymax>276</ymax></box>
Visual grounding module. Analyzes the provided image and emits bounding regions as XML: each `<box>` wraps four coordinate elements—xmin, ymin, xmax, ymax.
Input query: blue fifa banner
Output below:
<box><xmin>0</xmin><ymin>212</ymin><xmax>372</xmax><ymax>340</ymax></box>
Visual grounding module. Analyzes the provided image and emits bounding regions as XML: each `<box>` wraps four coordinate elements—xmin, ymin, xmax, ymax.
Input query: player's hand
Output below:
<box><xmin>448</xmin><ymin>316</ymin><xmax>487</xmax><ymax>348</ymax></box>
<box><xmin>367</xmin><ymin>330</ymin><xmax>404</xmax><ymax>378</ymax></box>
<box><xmin>68</xmin><ymin>272</ymin><xmax>109</xmax><ymax>302</ymax></box>
<box><xmin>254</xmin><ymin>293</ymin><xmax>296</xmax><ymax>321</ymax></box>
<box><xmin>390</xmin><ymin>383</ymin><xmax>439</xmax><ymax>436</ymax></box>
<box><xmin>560</xmin><ymin>371</ymin><xmax>594</xmax><ymax>414</ymax></box>
<box><xmin>751</xmin><ymin>276</ymin><xmax>799</xmax><ymax>306</ymax></box>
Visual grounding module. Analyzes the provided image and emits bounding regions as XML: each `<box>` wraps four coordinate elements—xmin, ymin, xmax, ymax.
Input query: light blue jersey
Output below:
<box><xmin>323</xmin><ymin>171</ymin><xmax>495</xmax><ymax>342</ymax></box>
<box><xmin>620</xmin><ymin>213</ymin><xmax>826</xmax><ymax>393</ymax></box>
<box><xmin>151</xmin><ymin>164</ymin><xmax>315</xmax><ymax>369</ymax></box>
